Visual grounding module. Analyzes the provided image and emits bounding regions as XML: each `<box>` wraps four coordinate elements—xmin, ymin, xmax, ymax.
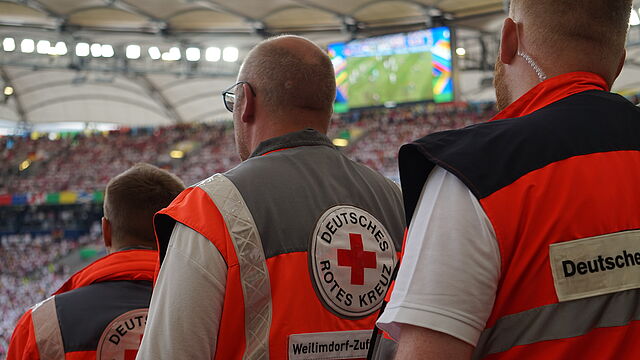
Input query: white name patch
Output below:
<box><xmin>549</xmin><ymin>229</ymin><xmax>640</xmax><ymax>302</ymax></box>
<box><xmin>288</xmin><ymin>330</ymin><xmax>371</xmax><ymax>360</ymax></box>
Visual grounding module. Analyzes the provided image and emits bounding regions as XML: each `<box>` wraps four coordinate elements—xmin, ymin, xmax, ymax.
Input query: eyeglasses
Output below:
<box><xmin>222</xmin><ymin>81</ymin><xmax>254</xmax><ymax>112</ymax></box>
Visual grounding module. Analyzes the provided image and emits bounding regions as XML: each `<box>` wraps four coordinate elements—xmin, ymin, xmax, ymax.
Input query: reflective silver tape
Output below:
<box><xmin>31</xmin><ymin>296</ymin><xmax>65</xmax><ymax>359</ymax></box>
<box><xmin>473</xmin><ymin>288</ymin><xmax>640</xmax><ymax>359</ymax></box>
<box><xmin>199</xmin><ymin>174</ymin><xmax>272</xmax><ymax>360</ymax></box>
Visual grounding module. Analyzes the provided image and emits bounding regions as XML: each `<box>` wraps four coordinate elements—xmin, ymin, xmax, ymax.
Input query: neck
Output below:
<box><xmin>110</xmin><ymin>237</ymin><xmax>155</xmax><ymax>253</ymax></box>
<box><xmin>248</xmin><ymin>111</ymin><xmax>329</xmax><ymax>154</ymax></box>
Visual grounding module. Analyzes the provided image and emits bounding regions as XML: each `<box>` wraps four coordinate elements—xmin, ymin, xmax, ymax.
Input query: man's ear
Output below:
<box><xmin>500</xmin><ymin>18</ymin><xmax>519</xmax><ymax>65</ymax></box>
<box><xmin>102</xmin><ymin>217</ymin><xmax>112</xmax><ymax>251</ymax></box>
<box><xmin>240</xmin><ymin>83</ymin><xmax>255</xmax><ymax>124</ymax></box>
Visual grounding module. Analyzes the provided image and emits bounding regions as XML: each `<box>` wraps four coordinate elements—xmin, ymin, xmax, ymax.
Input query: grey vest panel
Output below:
<box><xmin>55</xmin><ymin>280</ymin><xmax>152</xmax><ymax>352</ymax></box>
<box><xmin>224</xmin><ymin>144</ymin><xmax>405</xmax><ymax>259</ymax></box>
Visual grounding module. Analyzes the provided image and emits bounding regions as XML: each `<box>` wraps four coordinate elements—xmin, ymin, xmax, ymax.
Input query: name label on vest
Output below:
<box><xmin>288</xmin><ymin>330</ymin><xmax>371</xmax><ymax>360</ymax></box>
<box><xmin>96</xmin><ymin>308</ymin><xmax>148</xmax><ymax>360</ymax></box>
<box><xmin>549</xmin><ymin>229</ymin><xmax>640</xmax><ymax>302</ymax></box>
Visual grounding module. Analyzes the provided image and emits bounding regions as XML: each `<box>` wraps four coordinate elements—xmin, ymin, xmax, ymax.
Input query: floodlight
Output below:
<box><xmin>90</xmin><ymin>43</ymin><xmax>102</xmax><ymax>57</ymax></box>
<box><xmin>162</xmin><ymin>47</ymin><xmax>181</xmax><ymax>61</ymax></box>
<box><xmin>51</xmin><ymin>42</ymin><xmax>67</xmax><ymax>55</ymax></box>
<box><xmin>36</xmin><ymin>40</ymin><xmax>51</xmax><ymax>54</ymax></box>
<box><xmin>102</xmin><ymin>44</ymin><xmax>114</xmax><ymax>58</ymax></box>
<box><xmin>76</xmin><ymin>42</ymin><xmax>90</xmax><ymax>57</ymax></box>
<box><xmin>148</xmin><ymin>46</ymin><xmax>161</xmax><ymax>60</ymax></box>
<box><xmin>631</xmin><ymin>8</ymin><xmax>640</xmax><ymax>26</ymax></box>
<box><xmin>456</xmin><ymin>47</ymin><xmax>466</xmax><ymax>56</ymax></box>
<box><xmin>222</xmin><ymin>47</ymin><xmax>238</xmax><ymax>62</ymax></box>
<box><xmin>4</xmin><ymin>86</ymin><xmax>14</xmax><ymax>96</ymax></box>
<box><xmin>21</xmin><ymin>39</ymin><xmax>35</xmax><ymax>53</ymax></box>
<box><xmin>3</xmin><ymin>37</ymin><xmax>16</xmax><ymax>52</ymax></box>
<box><xmin>205</xmin><ymin>47</ymin><xmax>220</xmax><ymax>62</ymax></box>
<box><xmin>186</xmin><ymin>47</ymin><xmax>200</xmax><ymax>61</ymax></box>
<box><xmin>126</xmin><ymin>45</ymin><xmax>141</xmax><ymax>59</ymax></box>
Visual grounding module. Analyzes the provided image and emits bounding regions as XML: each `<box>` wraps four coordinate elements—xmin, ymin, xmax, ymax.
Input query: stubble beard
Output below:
<box><xmin>494</xmin><ymin>58</ymin><xmax>512</xmax><ymax>112</ymax></box>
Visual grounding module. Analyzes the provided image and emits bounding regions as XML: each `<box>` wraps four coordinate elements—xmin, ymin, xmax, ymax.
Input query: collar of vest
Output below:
<box><xmin>53</xmin><ymin>249</ymin><xmax>157</xmax><ymax>295</ymax></box>
<box><xmin>249</xmin><ymin>128</ymin><xmax>336</xmax><ymax>158</ymax></box>
<box><xmin>491</xmin><ymin>71</ymin><xmax>608</xmax><ymax>121</ymax></box>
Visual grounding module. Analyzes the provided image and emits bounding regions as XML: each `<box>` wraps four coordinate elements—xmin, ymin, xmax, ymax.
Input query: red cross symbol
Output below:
<box><xmin>124</xmin><ymin>334</ymin><xmax>143</xmax><ymax>360</ymax></box>
<box><xmin>337</xmin><ymin>233</ymin><xmax>377</xmax><ymax>285</ymax></box>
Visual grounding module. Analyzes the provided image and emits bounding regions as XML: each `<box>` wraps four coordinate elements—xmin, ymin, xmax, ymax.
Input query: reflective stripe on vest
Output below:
<box><xmin>198</xmin><ymin>174</ymin><xmax>272</xmax><ymax>360</ymax></box>
<box><xmin>31</xmin><ymin>296</ymin><xmax>65</xmax><ymax>359</ymax></box>
<box><xmin>473</xmin><ymin>288</ymin><xmax>640</xmax><ymax>359</ymax></box>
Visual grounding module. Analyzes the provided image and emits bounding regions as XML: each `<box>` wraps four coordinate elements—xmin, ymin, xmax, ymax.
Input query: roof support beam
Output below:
<box><xmin>134</xmin><ymin>74</ymin><xmax>185</xmax><ymax>123</ymax></box>
<box><xmin>0</xmin><ymin>66</ymin><xmax>28</xmax><ymax>124</ymax></box>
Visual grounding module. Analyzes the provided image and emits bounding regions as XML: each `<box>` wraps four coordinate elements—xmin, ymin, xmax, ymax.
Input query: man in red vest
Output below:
<box><xmin>376</xmin><ymin>0</ymin><xmax>640</xmax><ymax>359</ymax></box>
<box><xmin>7</xmin><ymin>163</ymin><xmax>184</xmax><ymax>360</ymax></box>
<box><xmin>137</xmin><ymin>35</ymin><xmax>405</xmax><ymax>359</ymax></box>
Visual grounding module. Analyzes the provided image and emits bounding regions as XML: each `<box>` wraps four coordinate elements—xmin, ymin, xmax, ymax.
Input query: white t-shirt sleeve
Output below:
<box><xmin>376</xmin><ymin>166</ymin><xmax>500</xmax><ymax>346</ymax></box>
<box><xmin>137</xmin><ymin>222</ymin><xmax>227</xmax><ymax>360</ymax></box>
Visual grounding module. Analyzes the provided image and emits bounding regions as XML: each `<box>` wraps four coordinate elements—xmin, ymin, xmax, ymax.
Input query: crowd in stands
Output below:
<box><xmin>0</xmin><ymin>101</ymin><xmax>496</xmax><ymax>357</ymax></box>
<box><xmin>1</xmin><ymin>102</ymin><xmax>494</xmax><ymax>194</ymax></box>
<box><xmin>0</xmin><ymin>230</ymin><xmax>102</xmax><ymax>356</ymax></box>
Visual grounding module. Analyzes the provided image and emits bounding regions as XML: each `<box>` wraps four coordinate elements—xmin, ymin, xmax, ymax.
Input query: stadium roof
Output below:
<box><xmin>0</xmin><ymin>0</ymin><xmax>638</xmax><ymax>129</ymax></box>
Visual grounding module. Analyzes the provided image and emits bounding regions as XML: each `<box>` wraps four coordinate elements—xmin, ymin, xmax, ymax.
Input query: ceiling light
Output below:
<box><xmin>631</xmin><ymin>8</ymin><xmax>640</xmax><ymax>26</ymax></box>
<box><xmin>161</xmin><ymin>47</ymin><xmax>181</xmax><ymax>61</ymax></box>
<box><xmin>148</xmin><ymin>46</ymin><xmax>161</xmax><ymax>60</ymax></box>
<box><xmin>222</xmin><ymin>47</ymin><xmax>239</xmax><ymax>62</ymax></box>
<box><xmin>76</xmin><ymin>42</ymin><xmax>90</xmax><ymax>57</ymax></box>
<box><xmin>456</xmin><ymin>47</ymin><xmax>466</xmax><ymax>56</ymax></box>
<box><xmin>36</xmin><ymin>40</ymin><xmax>51</xmax><ymax>54</ymax></box>
<box><xmin>101</xmin><ymin>44</ymin><xmax>114</xmax><ymax>58</ymax></box>
<box><xmin>3</xmin><ymin>86</ymin><xmax>14</xmax><ymax>96</ymax></box>
<box><xmin>170</xmin><ymin>150</ymin><xmax>184</xmax><ymax>159</ymax></box>
<box><xmin>51</xmin><ymin>41</ymin><xmax>67</xmax><ymax>55</ymax></box>
<box><xmin>126</xmin><ymin>45</ymin><xmax>141</xmax><ymax>59</ymax></box>
<box><xmin>19</xmin><ymin>159</ymin><xmax>31</xmax><ymax>171</ymax></box>
<box><xmin>20</xmin><ymin>39</ymin><xmax>35</xmax><ymax>53</ymax></box>
<box><xmin>3</xmin><ymin>37</ymin><xmax>16</xmax><ymax>52</ymax></box>
<box><xmin>332</xmin><ymin>138</ymin><xmax>349</xmax><ymax>147</ymax></box>
<box><xmin>206</xmin><ymin>47</ymin><xmax>220</xmax><ymax>62</ymax></box>
<box><xmin>90</xmin><ymin>43</ymin><xmax>102</xmax><ymax>57</ymax></box>
<box><xmin>186</xmin><ymin>47</ymin><xmax>200</xmax><ymax>61</ymax></box>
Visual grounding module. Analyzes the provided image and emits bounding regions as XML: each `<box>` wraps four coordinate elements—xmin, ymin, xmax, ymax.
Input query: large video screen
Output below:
<box><xmin>328</xmin><ymin>27</ymin><xmax>453</xmax><ymax>112</ymax></box>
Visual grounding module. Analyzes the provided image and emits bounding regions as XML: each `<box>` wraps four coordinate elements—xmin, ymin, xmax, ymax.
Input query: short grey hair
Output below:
<box><xmin>239</xmin><ymin>35</ymin><xmax>336</xmax><ymax>115</ymax></box>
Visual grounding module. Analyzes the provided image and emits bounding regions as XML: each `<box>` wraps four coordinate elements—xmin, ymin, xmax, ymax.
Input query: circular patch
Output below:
<box><xmin>96</xmin><ymin>308</ymin><xmax>148</xmax><ymax>360</ymax></box>
<box><xmin>310</xmin><ymin>205</ymin><xmax>397</xmax><ymax>319</ymax></box>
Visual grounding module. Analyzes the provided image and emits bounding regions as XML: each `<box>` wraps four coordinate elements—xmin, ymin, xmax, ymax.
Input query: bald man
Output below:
<box><xmin>137</xmin><ymin>35</ymin><xmax>405</xmax><ymax>359</ymax></box>
<box><xmin>376</xmin><ymin>1</ymin><xmax>640</xmax><ymax>359</ymax></box>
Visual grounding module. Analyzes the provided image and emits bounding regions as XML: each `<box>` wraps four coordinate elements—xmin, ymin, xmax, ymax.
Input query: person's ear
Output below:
<box><xmin>500</xmin><ymin>18</ymin><xmax>519</xmax><ymax>65</ymax></box>
<box><xmin>240</xmin><ymin>83</ymin><xmax>255</xmax><ymax>124</ymax></box>
<box><xmin>102</xmin><ymin>217</ymin><xmax>112</xmax><ymax>252</ymax></box>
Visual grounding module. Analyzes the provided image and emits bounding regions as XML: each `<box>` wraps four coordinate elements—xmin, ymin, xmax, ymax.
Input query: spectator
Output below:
<box><xmin>7</xmin><ymin>163</ymin><xmax>184</xmax><ymax>359</ymax></box>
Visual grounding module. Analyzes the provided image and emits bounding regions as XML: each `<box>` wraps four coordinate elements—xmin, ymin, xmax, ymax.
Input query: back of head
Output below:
<box><xmin>104</xmin><ymin>163</ymin><xmax>184</xmax><ymax>248</ymax></box>
<box><xmin>510</xmin><ymin>0</ymin><xmax>632</xmax><ymax>82</ymax></box>
<box><xmin>239</xmin><ymin>35</ymin><xmax>336</xmax><ymax>119</ymax></box>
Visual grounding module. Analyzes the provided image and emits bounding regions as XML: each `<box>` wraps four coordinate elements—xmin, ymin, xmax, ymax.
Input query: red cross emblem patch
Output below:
<box><xmin>310</xmin><ymin>205</ymin><xmax>397</xmax><ymax>318</ymax></box>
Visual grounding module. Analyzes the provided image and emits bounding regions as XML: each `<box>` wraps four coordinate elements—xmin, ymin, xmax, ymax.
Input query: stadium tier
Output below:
<box><xmin>0</xmin><ymin>102</ymin><xmax>494</xmax><ymax>199</ymax></box>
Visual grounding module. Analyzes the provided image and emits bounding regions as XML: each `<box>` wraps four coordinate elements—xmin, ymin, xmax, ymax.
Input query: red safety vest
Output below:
<box><xmin>7</xmin><ymin>249</ymin><xmax>156</xmax><ymax>360</ymax></box>
<box><xmin>154</xmin><ymin>130</ymin><xmax>405</xmax><ymax>359</ymax></box>
<box><xmin>398</xmin><ymin>72</ymin><xmax>640</xmax><ymax>359</ymax></box>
